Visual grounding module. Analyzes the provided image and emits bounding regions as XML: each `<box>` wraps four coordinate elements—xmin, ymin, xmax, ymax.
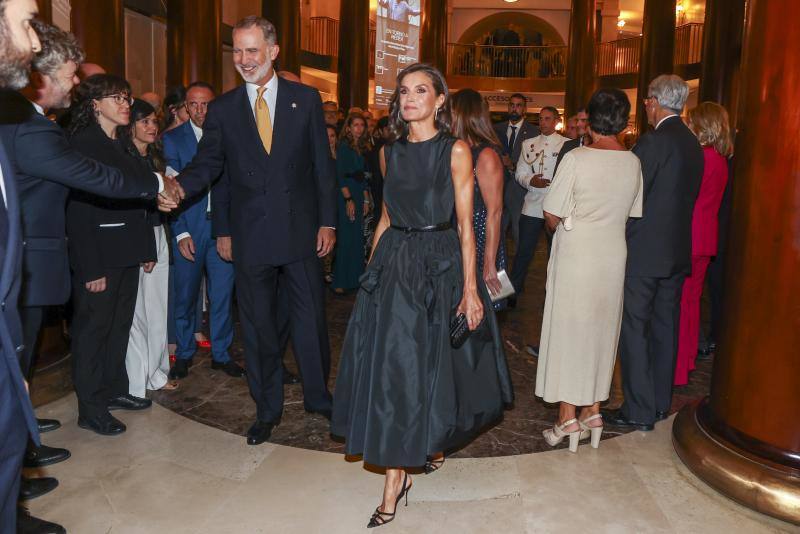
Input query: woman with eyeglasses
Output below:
<box><xmin>65</xmin><ymin>74</ymin><xmax>159</xmax><ymax>436</ymax></box>
<box><xmin>116</xmin><ymin>99</ymin><xmax>179</xmax><ymax>395</ymax></box>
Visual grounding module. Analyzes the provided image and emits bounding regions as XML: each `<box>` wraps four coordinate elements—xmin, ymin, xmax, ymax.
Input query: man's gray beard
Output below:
<box><xmin>0</xmin><ymin>27</ymin><xmax>32</xmax><ymax>89</ymax></box>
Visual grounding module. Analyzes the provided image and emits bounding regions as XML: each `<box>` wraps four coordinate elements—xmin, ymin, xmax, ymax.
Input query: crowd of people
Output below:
<box><xmin>0</xmin><ymin>2</ymin><xmax>733</xmax><ymax>532</ymax></box>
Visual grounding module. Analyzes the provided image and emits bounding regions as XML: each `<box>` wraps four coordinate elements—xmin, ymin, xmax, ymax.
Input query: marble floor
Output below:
<box><xmin>26</xmin><ymin>395</ymin><xmax>798</xmax><ymax>533</ymax></box>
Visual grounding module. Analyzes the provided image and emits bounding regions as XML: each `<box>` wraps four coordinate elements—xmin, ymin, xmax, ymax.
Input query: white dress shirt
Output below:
<box><xmin>506</xmin><ymin>118</ymin><xmax>525</xmax><ymax>146</ymax></box>
<box><xmin>245</xmin><ymin>72</ymin><xmax>278</xmax><ymax>127</ymax></box>
<box><xmin>515</xmin><ymin>132</ymin><xmax>568</xmax><ymax>218</ymax></box>
<box><xmin>0</xmin><ymin>151</ymin><xmax>6</xmax><ymax>207</ymax></box>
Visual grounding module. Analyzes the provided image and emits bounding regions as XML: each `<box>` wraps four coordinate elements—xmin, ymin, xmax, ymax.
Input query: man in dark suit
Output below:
<box><xmin>493</xmin><ymin>93</ymin><xmax>539</xmax><ymax>249</ymax></box>
<box><xmin>604</xmin><ymin>75</ymin><xmax>703</xmax><ymax>431</ymax></box>
<box><xmin>177</xmin><ymin>16</ymin><xmax>336</xmax><ymax>445</ymax></box>
<box><xmin>0</xmin><ymin>2</ymin><xmax>52</xmax><ymax>532</ymax></box>
<box><xmin>162</xmin><ymin>81</ymin><xmax>242</xmax><ymax>380</ymax></box>
<box><xmin>554</xmin><ymin>107</ymin><xmax>589</xmax><ymax>172</ymax></box>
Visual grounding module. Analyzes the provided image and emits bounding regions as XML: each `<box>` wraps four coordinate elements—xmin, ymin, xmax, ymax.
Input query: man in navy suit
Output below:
<box><xmin>163</xmin><ymin>82</ymin><xmax>242</xmax><ymax>380</ymax></box>
<box><xmin>0</xmin><ymin>1</ymin><xmax>47</xmax><ymax>531</ymax></box>
<box><xmin>177</xmin><ymin>16</ymin><xmax>336</xmax><ymax>445</ymax></box>
<box><xmin>493</xmin><ymin>93</ymin><xmax>539</xmax><ymax>249</ymax></box>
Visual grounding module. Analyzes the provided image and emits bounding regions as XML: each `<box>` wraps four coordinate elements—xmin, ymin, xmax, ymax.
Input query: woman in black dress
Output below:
<box><xmin>331</xmin><ymin>64</ymin><xmax>512</xmax><ymax>528</ymax></box>
<box><xmin>450</xmin><ymin>88</ymin><xmax>508</xmax><ymax>310</ymax></box>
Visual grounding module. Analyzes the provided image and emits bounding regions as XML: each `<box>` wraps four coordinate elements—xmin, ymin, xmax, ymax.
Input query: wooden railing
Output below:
<box><xmin>303</xmin><ymin>16</ymin><xmax>376</xmax><ymax>71</ymax></box>
<box><xmin>674</xmin><ymin>22</ymin><xmax>704</xmax><ymax>65</ymax></box>
<box><xmin>597</xmin><ymin>23</ymin><xmax>704</xmax><ymax>77</ymax></box>
<box><xmin>596</xmin><ymin>35</ymin><xmax>641</xmax><ymax>77</ymax></box>
<box><xmin>446</xmin><ymin>44</ymin><xmax>568</xmax><ymax>79</ymax></box>
<box><xmin>304</xmin><ymin>16</ymin><xmax>339</xmax><ymax>57</ymax></box>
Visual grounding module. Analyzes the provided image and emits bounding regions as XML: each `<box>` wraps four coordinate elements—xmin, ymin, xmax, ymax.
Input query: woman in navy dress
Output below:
<box><xmin>332</xmin><ymin>64</ymin><xmax>512</xmax><ymax>528</ymax></box>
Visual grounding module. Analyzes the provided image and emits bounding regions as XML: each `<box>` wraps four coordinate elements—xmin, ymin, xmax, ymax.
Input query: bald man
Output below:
<box><xmin>77</xmin><ymin>61</ymin><xmax>104</xmax><ymax>79</ymax></box>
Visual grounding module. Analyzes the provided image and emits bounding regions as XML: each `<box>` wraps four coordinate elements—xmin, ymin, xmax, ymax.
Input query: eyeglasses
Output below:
<box><xmin>102</xmin><ymin>93</ymin><xmax>133</xmax><ymax>106</ymax></box>
<box><xmin>186</xmin><ymin>101</ymin><xmax>209</xmax><ymax>110</ymax></box>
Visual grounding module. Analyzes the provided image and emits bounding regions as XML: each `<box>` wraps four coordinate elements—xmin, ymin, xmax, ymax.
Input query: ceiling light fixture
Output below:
<box><xmin>617</xmin><ymin>19</ymin><xmax>626</xmax><ymax>28</ymax></box>
<box><xmin>503</xmin><ymin>0</ymin><xmax>519</xmax><ymax>3</ymax></box>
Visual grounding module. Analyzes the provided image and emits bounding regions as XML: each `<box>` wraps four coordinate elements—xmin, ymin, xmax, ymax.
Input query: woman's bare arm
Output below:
<box><xmin>475</xmin><ymin>146</ymin><xmax>504</xmax><ymax>295</ymax></box>
<box><xmin>451</xmin><ymin>139</ymin><xmax>483</xmax><ymax>330</ymax></box>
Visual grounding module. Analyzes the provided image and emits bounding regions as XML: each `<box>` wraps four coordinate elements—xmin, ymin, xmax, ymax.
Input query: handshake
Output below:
<box><xmin>156</xmin><ymin>174</ymin><xmax>186</xmax><ymax>212</ymax></box>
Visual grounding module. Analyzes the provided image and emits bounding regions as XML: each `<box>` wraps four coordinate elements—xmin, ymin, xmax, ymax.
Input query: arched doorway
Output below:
<box><xmin>457</xmin><ymin>12</ymin><xmax>565</xmax><ymax>47</ymax></box>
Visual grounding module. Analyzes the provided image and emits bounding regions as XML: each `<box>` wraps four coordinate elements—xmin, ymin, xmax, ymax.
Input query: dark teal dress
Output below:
<box><xmin>331</xmin><ymin>133</ymin><xmax>513</xmax><ymax>467</ymax></box>
<box><xmin>332</xmin><ymin>141</ymin><xmax>367</xmax><ymax>290</ymax></box>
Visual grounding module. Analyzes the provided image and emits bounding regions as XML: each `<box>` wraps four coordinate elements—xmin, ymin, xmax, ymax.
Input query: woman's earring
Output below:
<box><xmin>434</xmin><ymin>107</ymin><xmax>440</xmax><ymax>121</ymax></box>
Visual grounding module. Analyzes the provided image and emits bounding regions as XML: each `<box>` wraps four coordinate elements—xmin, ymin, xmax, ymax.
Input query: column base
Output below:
<box><xmin>672</xmin><ymin>398</ymin><xmax>800</xmax><ymax>526</ymax></box>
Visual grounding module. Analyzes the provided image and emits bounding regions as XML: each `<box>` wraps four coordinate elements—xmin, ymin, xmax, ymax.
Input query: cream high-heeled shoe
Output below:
<box><xmin>578</xmin><ymin>414</ymin><xmax>604</xmax><ymax>449</ymax></box>
<box><xmin>543</xmin><ymin>418</ymin><xmax>582</xmax><ymax>453</ymax></box>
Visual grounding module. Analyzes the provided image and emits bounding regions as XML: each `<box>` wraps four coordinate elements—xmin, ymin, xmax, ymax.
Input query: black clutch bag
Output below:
<box><xmin>450</xmin><ymin>313</ymin><xmax>471</xmax><ymax>349</ymax></box>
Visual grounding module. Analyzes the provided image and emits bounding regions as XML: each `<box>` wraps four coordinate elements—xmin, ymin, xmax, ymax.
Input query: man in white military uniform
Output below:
<box><xmin>510</xmin><ymin>106</ymin><xmax>567</xmax><ymax>299</ymax></box>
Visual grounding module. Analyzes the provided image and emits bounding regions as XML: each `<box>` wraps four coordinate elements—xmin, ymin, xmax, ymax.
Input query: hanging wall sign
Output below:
<box><xmin>374</xmin><ymin>0</ymin><xmax>422</xmax><ymax>108</ymax></box>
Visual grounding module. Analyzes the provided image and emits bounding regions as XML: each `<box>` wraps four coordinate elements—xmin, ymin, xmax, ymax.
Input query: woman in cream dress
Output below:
<box><xmin>536</xmin><ymin>88</ymin><xmax>643</xmax><ymax>452</ymax></box>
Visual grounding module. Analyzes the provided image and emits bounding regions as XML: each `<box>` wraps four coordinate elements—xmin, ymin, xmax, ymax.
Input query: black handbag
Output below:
<box><xmin>449</xmin><ymin>313</ymin><xmax>471</xmax><ymax>349</ymax></box>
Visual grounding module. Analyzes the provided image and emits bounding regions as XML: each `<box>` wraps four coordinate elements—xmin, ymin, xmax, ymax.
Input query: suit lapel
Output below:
<box><xmin>0</xmin><ymin>143</ymin><xmax>20</xmax><ymax>302</ymax></box>
<box><xmin>272</xmin><ymin>77</ymin><xmax>293</xmax><ymax>157</ymax></box>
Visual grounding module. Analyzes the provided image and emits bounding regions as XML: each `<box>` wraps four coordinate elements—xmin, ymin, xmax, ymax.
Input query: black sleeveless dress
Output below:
<box><xmin>331</xmin><ymin>133</ymin><xmax>513</xmax><ymax>467</ymax></box>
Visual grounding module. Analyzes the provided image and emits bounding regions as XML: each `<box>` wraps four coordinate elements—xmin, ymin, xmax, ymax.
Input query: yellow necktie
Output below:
<box><xmin>255</xmin><ymin>85</ymin><xmax>272</xmax><ymax>154</ymax></box>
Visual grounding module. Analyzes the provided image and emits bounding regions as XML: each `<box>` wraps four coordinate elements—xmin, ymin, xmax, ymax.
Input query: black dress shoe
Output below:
<box><xmin>17</xmin><ymin>507</ymin><xmax>66</xmax><ymax>534</ymax></box>
<box><xmin>655</xmin><ymin>411</ymin><xmax>670</xmax><ymax>421</ymax></box>
<box><xmin>24</xmin><ymin>445</ymin><xmax>71</xmax><ymax>468</ymax></box>
<box><xmin>19</xmin><ymin>477</ymin><xmax>59</xmax><ymax>501</ymax></box>
<box><xmin>282</xmin><ymin>367</ymin><xmax>301</xmax><ymax>385</ymax></box>
<box><xmin>601</xmin><ymin>409</ymin><xmax>654</xmax><ymax>431</ymax></box>
<box><xmin>169</xmin><ymin>358</ymin><xmax>191</xmax><ymax>379</ymax></box>
<box><xmin>211</xmin><ymin>360</ymin><xmax>246</xmax><ymax>377</ymax></box>
<box><xmin>108</xmin><ymin>393</ymin><xmax>152</xmax><ymax>411</ymax></box>
<box><xmin>246</xmin><ymin>420</ymin><xmax>276</xmax><ymax>445</ymax></box>
<box><xmin>78</xmin><ymin>412</ymin><xmax>126</xmax><ymax>436</ymax></box>
<box><xmin>304</xmin><ymin>407</ymin><xmax>332</xmax><ymax>421</ymax></box>
<box><xmin>36</xmin><ymin>418</ymin><xmax>61</xmax><ymax>433</ymax></box>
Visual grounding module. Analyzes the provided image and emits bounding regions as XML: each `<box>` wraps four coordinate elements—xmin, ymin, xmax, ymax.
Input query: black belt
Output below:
<box><xmin>390</xmin><ymin>222</ymin><xmax>452</xmax><ymax>234</ymax></box>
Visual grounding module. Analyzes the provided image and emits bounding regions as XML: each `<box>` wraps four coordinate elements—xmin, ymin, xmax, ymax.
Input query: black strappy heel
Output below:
<box><xmin>367</xmin><ymin>473</ymin><xmax>412</xmax><ymax>528</ymax></box>
<box><xmin>424</xmin><ymin>456</ymin><xmax>445</xmax><ymax>474</ymax></box>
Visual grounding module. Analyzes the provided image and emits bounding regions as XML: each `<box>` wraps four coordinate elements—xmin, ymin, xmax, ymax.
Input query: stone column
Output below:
<box><xmin>635</xmin><ymin>0</ymin><xmax>675</xmax><ymax>133</ymax></box>
<box><xmin>672</xmin><ymin>0</ymin><xmax>800</xmax><ymax>526</ymax></box>
<box><xmin>420</xmin><ymin>0</ymin><xmax>447</xmax><ymax>73</ymax></box>
<box><xmin>337</xmin><ymin>0</ymin><xmax>370</xmax><ymax>111</ymax></box>
<box><xmin>262</xmin><ymin>0</ymin><xmax>301</xmax><ymax>77</ymax></box>
<box><xmin>564</xmin><ymin>0</ymin><xmax>597</xmax><ymax>118</ymax></box>
<box><xmin>699</xmin><ymin>0</ymin><xmax>746</xmax><ymax>123</ymax></box>
<box><xmin>166</xmin><ymin>0</ymin><xmax>222</xmax><ymax>92</ymax></box>
<box><xmin>70</xmin><ymin>0</ymin><xmax>125</xmax><ymax>75</ymax></box>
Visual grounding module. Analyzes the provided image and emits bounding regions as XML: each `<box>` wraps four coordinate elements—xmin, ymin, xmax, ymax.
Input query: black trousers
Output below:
<box><xmin>71</xmin><ymin>266</ymin><xmax>139</xmax><ymax>418</ymax></box>
<box><xmin>618</xmin><ymin>273</ymin><xmax>685</xmax><ymax>424</ymax></box>
<box><xmin>19</xmin><ymin>305</ymin><xmax>44</xmax><ymax>380</ymax></box>
<box><xmin>235</xmin><ymin>256</ymin><xmax>332</xmax><ymax>423</ymax></box>
<box><xmin>509</xmin><ymin>214</ymin><xmax>551</xmax><ymax>294</ymax></box>
<box><xmin>0</xmin><ymin>369</ymin><xmax>28</xmax><ymax>531</ymax></box>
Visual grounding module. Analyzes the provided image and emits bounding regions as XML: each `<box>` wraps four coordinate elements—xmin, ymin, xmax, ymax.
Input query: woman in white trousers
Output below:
<box><xmin>118</xmin><ymin>99</ymin><xmax>177</xmax><ymax>396</ymax></box>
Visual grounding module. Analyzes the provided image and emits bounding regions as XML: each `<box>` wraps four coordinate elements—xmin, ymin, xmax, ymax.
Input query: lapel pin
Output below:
<box><xmin>291</xmin><ymin>102</ymin><xmax>297</xmax><ymax>108</ymax></box>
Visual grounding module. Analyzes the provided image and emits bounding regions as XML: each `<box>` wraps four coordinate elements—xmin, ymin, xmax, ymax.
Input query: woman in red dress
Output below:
<box><xmin>674</xmin><ymin>102</ymin><xmax>732</xmax><ymax>386</ymax></box>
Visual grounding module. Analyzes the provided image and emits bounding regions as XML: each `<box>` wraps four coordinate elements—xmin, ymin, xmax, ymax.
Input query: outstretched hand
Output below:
<box><xmin>157</xmin><ymin>175</ymin><xmax>186</xmax><ymax>212</ymax></box>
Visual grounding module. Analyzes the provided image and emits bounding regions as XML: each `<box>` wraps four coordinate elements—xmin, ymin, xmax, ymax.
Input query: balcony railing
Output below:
<box><xmin>446</xmin><ymin>44</ymin><xmax>568</xmax><ymax>79</ymax></box>
<box><xmin>597</xmin><ymin>23</ymin><xmax>704</xmax><ymax>77</ymax></box>
<box><xmin>674</xmin><ymin>22</ymin><xmax>704</xmax><ymax>65</ymax></box>
<box><xmin>303</xmin><ymin>16</ymin><xmax>376</xmax><ymax>70</ymax></box>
